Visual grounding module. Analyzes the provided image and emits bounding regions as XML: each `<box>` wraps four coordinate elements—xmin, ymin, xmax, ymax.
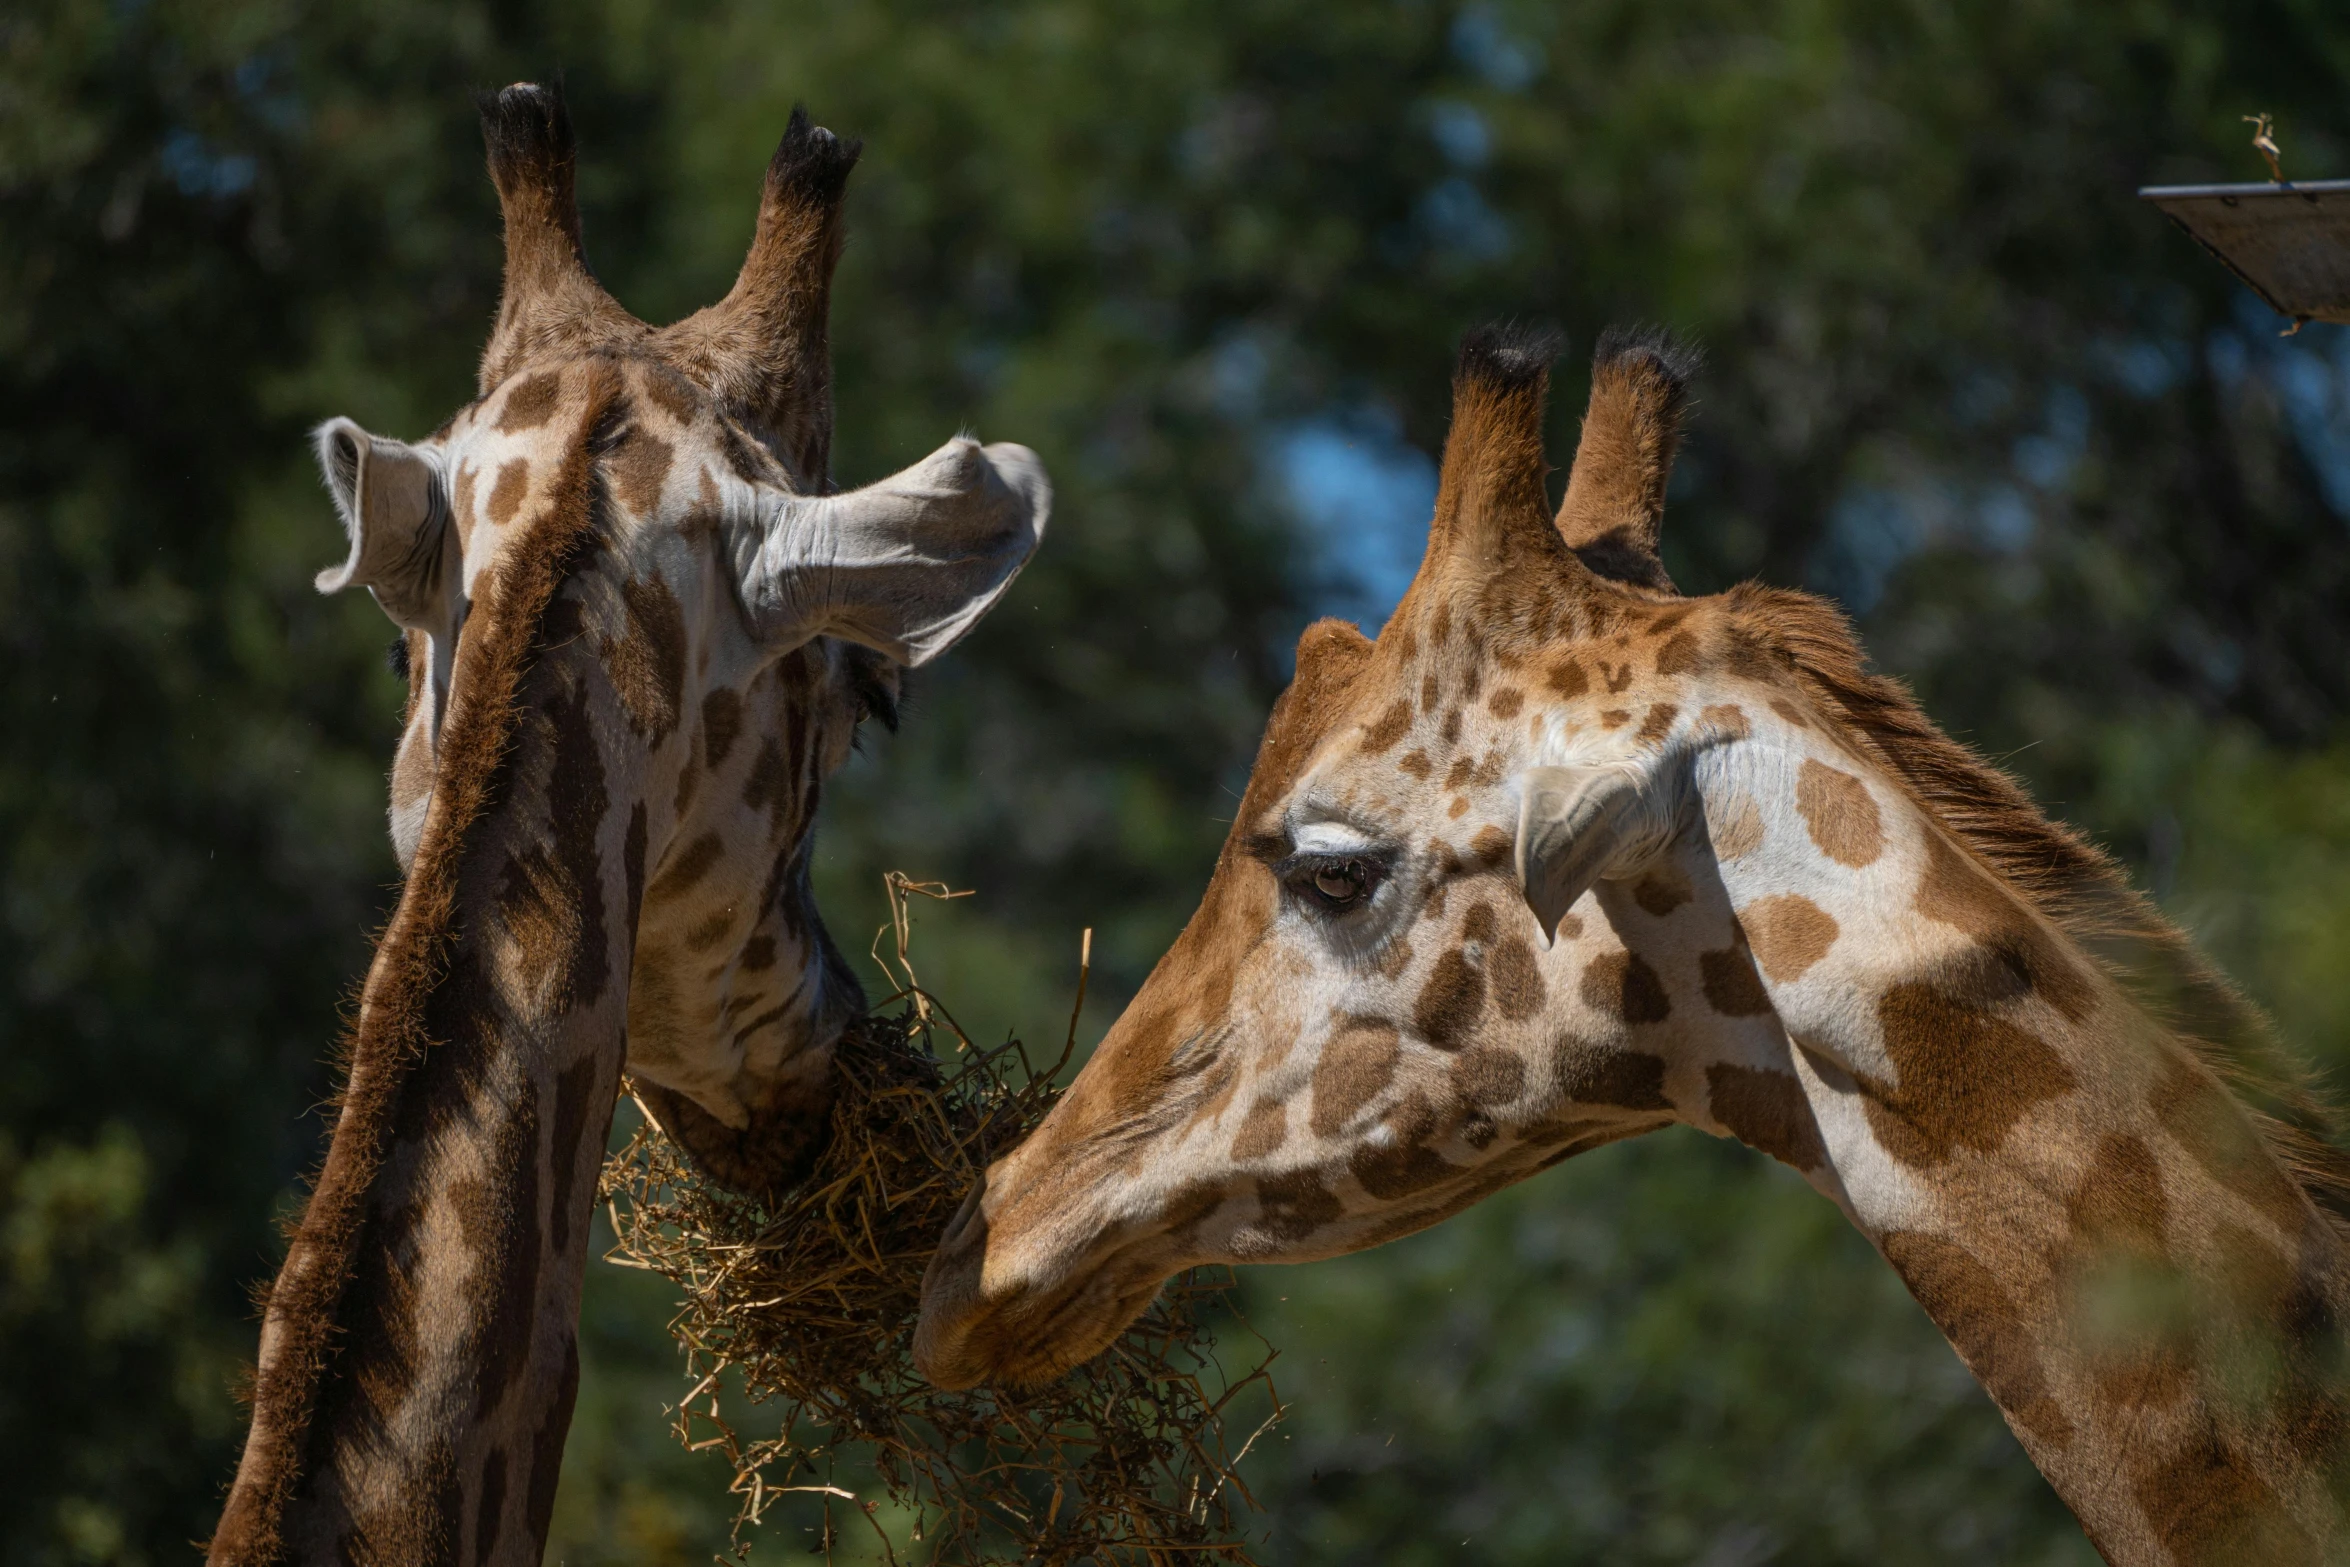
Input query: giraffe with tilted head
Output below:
<box><xmin>915</xmin><ymin>324</ymin><xmax>2350</xmax><ymax>1564</ymax></box>
<box><xmin>208</xmin><ymin>84</ymin><xmax>1048</xmax><ymax>1565</ymax></box>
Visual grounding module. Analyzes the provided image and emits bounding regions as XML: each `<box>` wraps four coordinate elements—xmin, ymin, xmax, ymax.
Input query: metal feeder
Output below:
<box><xmin>2140</xmin><ymin>179</ymin><xmax>2350</xmax><ymax>327</ymax></box>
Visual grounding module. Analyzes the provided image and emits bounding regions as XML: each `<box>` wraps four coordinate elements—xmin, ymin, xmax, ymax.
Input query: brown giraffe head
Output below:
<box><xmin>912</xmin><ymin>323</ymin><xmax>1731</xmax><ymax>1382</ymax></box>
<box><xmin>914</xmin><ymin>323</ymin><xmax>2350</xmax><ymax>1560</ymax></box>
<box><xmin>312</xmin><ymin>85</ymin><xmax>1047</xmax><ymax>1193</ymax></box>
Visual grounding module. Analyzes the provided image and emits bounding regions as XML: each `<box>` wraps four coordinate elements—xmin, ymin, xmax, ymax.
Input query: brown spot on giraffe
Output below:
<box><xmin>475</xmin><ymin>1445</ymin><xmax>509</xmax><ymax>1558</ymax></box>
<box><xmin>1255</xmin><ymin>1171</ymin><xmax>1343</xmax><ymax>1241</ymax></box>
<box><xmin>713</xmin><ymin>416</ymin><xmax>775</xmax><ymax>483</ymax></box>
<box><xmin>607</xmin><ymin>574</ymin><xmax>687</xmax><ymax>742</ymax></box>
<box><xmin>547</xmin><ymin>1051</ymin><xmax>612</xmax><ymax>1259</ymax></box>
<box><xmin>1311</xmin><ymin>1017</ymin><xmax>1400</xmax><ymax>1136</ymax></box>
<box><xmin>1420</xmin><ymin>672</ymin><xmax>1441</xmax><ymax>713</ymax></box>
<box><xmin>701</xmin><ymin>688</ymin><xmax>743</xmax><ymax>769</ymax></box>
<box><xmin>1654</xmin><ymin>631</ymin><xmax>1701</xmax><ymax>675</ymax></box>
<box><xmin>1557</xmin><ymin>1045</ymin><xmax>1671</xmax><ymax>1112</ymax></box>
<box><xmin>741</xmin><ymin>736</ymin><xmax>789</xmax><ymax>825</ymax></box>
<box><xmin>1579</xmin><ymin>950</ymin><xmax>1671</xmax><ymax>1024</ymax></box>
<box><xmin>2064</xmin><ymin>1131</ymin><xmax>2194</xmax><ymax>1409</ymax></box>
<box><xmin>647</xmin><ymin>831</ymin><xmax>726</xmax><ymax>902</ymax></box>
<box><xmin>1399</xmin><ymin>748</ymin><xmax>1432</xmax><ymax>778</ymax></box>
<box><xmin>1706</xmin><ymin>1063</ymin><xmax>1823</xmax><ymax>1170</ymax></box>
<box><xmin>1469</xmin><ymin>825</ymin><xmax>1512</xmax><ymax>867</ymax></box>
<box><xmin>1175</xmin><ymin>1053</ymin><xmax>1242</xmax><ymax>1140</ymax></box>
<box><xmin>2152</xmin><ymin>1054</ymin><xmax>2309</xmax><ymax>1238</ymax></box>
<box><xmin>1441</xmin><ymin>709</ymin><xmax>1463</xmax><ymax>746</ymax></box>
<box><xmin>1739</xmin><ymin>894</ymin><xmax>1839</xmax><ymax>982</ymax></box>
<box><xmin>1700</xmin><ymin>702</ymin><xmax>1751</xmax><ymax>739</ymax></box>
<box><xmin>1704</xmin><ymin>788</ymin><xmax>1765</xmax><ymax>860</ymax></box>
<box><xmin>637</xmin><ymin>362</ymin><xmax>700</xmax><ymax>424</ymax></box>
<box><xmin>459</xmin><ymin>1076</ymin><xmax>544</xmax><ymax>1421</ymax></box>
<box><xmin>1362</xmin><ymin>699</ymin><xmax>1412</xmax><ymax>753</ymax></box>
<box><xmin>1230</xmin><ymin>1098</ymin><xmax>1288</xmax><ymax>1162</ymax></box>
<box><xmin>1444</xmin><ymin>755</ymin><xmax>1474</xmax><ymax>790</ymax></box>
<box><xmin>610</xmin><ymin>423</ymin><xmax>675</xmax><ymax>516</ymax></box>
<box><xmin>1864</xmin><ymin>981</ymin><xmax>2076</xmax><ymax>1167</ymax></box>
<box><xmin>487</xmin><ymin>457</ymin><xmax>532</xmax><ymax>525</ymax></box>
<box><xmin>495</xmin><ymin>370</ymin><xmax>565</xmax><ymax>432</ymax></box>
<box><xmin>1413</xmin><ymin>946</ymin><xmax>1486</xmax><ymax>1049</ymax></box>
<box><xmin>1631</xmin><ymin>864</ymin><xmax>1693</xmax><ymax>916</ymax></box>
<box><xmin>505</xmin><ymin>678</ymin><xmax>611</xmax><ymax>1009</ymax></box>
<box><xmin>1548</xmin><ymin>658</ymin><xmax>1589</xmax><ymax>699</ymax></box>
<box><xmin>1914</xmin><ymin>830</ymin><xmax>2095</xmax><ymax>1024</ymax></box>
<box><xmin>1795</xmin><ymin>759</ymin><xmax>1883</xmax><ymax>867</ymax></box>
<box><xmin>1454</xmin><ymin>1047</ymin><xmax>1526</xmax><ymax>1108</ymax></box>
<box><xmin>1699</xmin><ymin>947</ymin><xmax>1774</xmax><ymax>1017</ymax></box>
<box><xmin>1881</xmin><ymin>1230</ymin><xmax>2075</xmax><ymax>1450</ymax></box>
<box><xmin>1602</xmin><ymin>660</ymin><xmax>1636</xmax><ymax>694</ymax></box>
<box><xmin>1348</xmin><ymin>1092</ymin><xmax>1458</xmax><ymax>1198</ymax></box>
<box><xmin>2133</xmin><ymin>1429</ymin><xmax>2318</xmax><ymax>1566</ymax></box>
<box><xmin>1600</xmin><ymin>708</ymin><xmax>1631</xmax><ymax>729</ymax></box>
<box><xmin>1768</xmin><ymin>697</ymin><xmax>1809</xmax><ymax>729</ymax></box>
<box><xmin>1487</xmin><ymin>687</ymin><xmax>1524</xmax><ymax>717</ymax></box>
<box><xmin>1488</xmin><ymin>937</ymin><xmax>1544</xmax><ymax>1020</ymax></box>
<box><xmin>684</xmin><ymin>908</ymin><xmax>739</xmax><ymax>952</ymax></box>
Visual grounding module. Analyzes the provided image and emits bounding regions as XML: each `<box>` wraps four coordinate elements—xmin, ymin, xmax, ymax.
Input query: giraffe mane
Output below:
<box><xmin>210</xmin><ymin>361</ymin><xmax>625</xmax><ymax>1561</ymax></box>
<box><xmin>1721</xmin><ymin>580</ymin><xmax>2350</xmax><ymax>1229</ymax></box>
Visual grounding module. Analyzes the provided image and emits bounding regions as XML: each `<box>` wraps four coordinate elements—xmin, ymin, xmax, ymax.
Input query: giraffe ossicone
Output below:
<box><xmin>914</xmin><ymin>323</ymin><xmax>2350</xmax><ymax>1567</ymax></box>
<box><xmin>209</xmin><ymin>82</ymin><xmax>1047</xmax><ymax>1565</ymax></box>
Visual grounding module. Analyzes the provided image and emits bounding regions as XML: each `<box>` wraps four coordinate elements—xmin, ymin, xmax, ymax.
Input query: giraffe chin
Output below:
<box><xmin>633</xmin><ymin>1075</ymin><xmax>839</xmax><ymax>1200</ymax></box>
<box><xmin>912</xmin><ymin>1188</ymin><xmax>1175</xmax><ymax>1391</ymax></box>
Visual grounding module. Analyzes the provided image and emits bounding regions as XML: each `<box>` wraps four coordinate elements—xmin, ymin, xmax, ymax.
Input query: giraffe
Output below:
<box><xmin>914</xmin><ymin>324</ymin><xmax>2350</xmax><ymax>1564</ymax></box>
<box><xmin>207</xmin><ymin>84</ymin><xmax>1048</xmax><ymax>1565</ymax></box>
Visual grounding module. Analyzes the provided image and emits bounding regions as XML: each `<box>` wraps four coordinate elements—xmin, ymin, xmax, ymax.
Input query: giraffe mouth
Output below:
<box><xmin>913</xmin><ymin>1185</ymin><xmax>1178</xmax><ymax>1391</ymax></box>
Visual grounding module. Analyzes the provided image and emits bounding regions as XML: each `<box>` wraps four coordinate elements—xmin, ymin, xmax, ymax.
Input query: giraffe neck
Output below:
<box><xmin>1861</xmin><ymin>1042</ymin><xmax>2350</xmax><ymax>1566</ymax></box>
<box><xmin>211</xmin><ymin>392</ymin><xmax>644</xmax><ymax>1566</ymax></box>
<box><xmin>1699</xmin><ymin>740</ymin><xmax>2350</xmax><ymax>1565</ymax></box>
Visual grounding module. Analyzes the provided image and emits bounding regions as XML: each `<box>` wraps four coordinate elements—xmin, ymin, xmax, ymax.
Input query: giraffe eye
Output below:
<box><xmin>844</xmin><ymin>655</ymin><xmax>901</xmax><ymax>733</ymax></box>
<box><xmin>1314</xmin><ymin>866</ymin><xmax>1361</xmax><ymax>899</ymax></box>
<box><xmin>1291</xmin><ymin>857</ymin><xmax>1380</xmax><ymax>912</ymax></box>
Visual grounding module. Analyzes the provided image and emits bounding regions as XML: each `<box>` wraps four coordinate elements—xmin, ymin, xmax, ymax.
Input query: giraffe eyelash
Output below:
<box><xmin>1271</xmin><ymin>852</ymin><xmax>1390</xmax><ymax>914</ymax></box>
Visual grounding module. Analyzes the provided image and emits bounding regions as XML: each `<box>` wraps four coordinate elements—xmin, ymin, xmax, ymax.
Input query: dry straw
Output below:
<box><xmin>599</xmin><ymin>875</ymin><xmax>1282</xmax><ymax>1563</ymax></box>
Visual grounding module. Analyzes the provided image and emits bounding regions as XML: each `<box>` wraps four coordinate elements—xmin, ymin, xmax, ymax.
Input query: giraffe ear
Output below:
<box><xmin>742</xmin><ymin>436</ymin><xmax>1050</xmax><ymax>665</ymax></box>
<box><xmin>312</xmin><ymin>418</ymin><xmax>455</xmax><ymax>632</ymax></box>
<box><xmin>1515</xmin><ymin>765</ymin><xmax>1644</xmax><ymax>945</ymax></box>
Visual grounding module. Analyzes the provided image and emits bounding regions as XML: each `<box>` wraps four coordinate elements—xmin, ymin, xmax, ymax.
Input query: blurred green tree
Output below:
<box><xmin>5</xmin><ymin>0</ymin><xmax>2349</xmax><ymax>1563</ymax></box>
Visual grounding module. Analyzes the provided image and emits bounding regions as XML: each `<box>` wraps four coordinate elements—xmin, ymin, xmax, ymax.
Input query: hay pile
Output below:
<box><xmin>598</xmin><ymin>880</ymin><xmax>1281</xmax><ymax>1563</ymax></box>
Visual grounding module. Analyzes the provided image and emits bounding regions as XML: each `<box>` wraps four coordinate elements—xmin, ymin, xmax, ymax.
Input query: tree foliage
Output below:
<box><xmin>5</xmin><ymin>1</ymin><xmax>2349</xmax><ymax>1562</ymax></box>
